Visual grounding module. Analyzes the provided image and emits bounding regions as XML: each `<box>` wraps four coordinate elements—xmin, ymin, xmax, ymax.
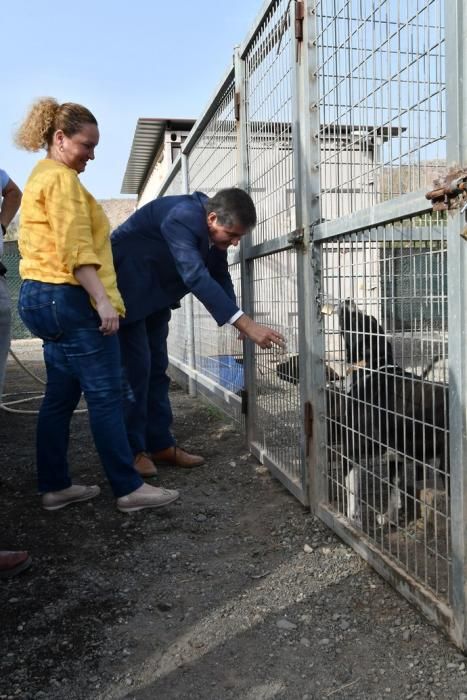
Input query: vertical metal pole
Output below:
<box><xmin>181</xmin><ymin>153</ymin><xmax>197</xmax><ymax>397</ymax></box>
<box><xmin>445</xmin><ymin>0</ymin><xmax>467</xmax><ymax>649</ymax></box>
<box><xmin>293</xmin><ymin>0</ymin><xmax>325</xmax><ymax>510</ymax></box>
<box><xmin>235</xmin><ymin>46</ymin><xmax>257</xmax><ymax>444</ymax></box>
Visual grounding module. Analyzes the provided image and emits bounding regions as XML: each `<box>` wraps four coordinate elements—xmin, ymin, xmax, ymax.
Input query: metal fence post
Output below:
<box><xmin>293</xmin><ymin>0</ymin><xmax>325</xmax><ymax>510</ymax></box>
<box><xmin>445</xmin><ymin>0</ymin><xmax>467</xmax><ymax>648</ymax></box>
<box><xmin>181</xmin><ymin>152</ymin><xmax>197</xmax><ymax>398</ymax></box>
<box><xmin>235</xmin><ymin>45</ymin><xmax>257</xmax><ymax>443</ymax></box>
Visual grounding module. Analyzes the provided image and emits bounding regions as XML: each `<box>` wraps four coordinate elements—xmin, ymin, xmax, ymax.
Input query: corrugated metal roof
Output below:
<box><xmin>120</xmin><ymin>118</ymin><xmax>195</xmax><ymax>195</ymax></box>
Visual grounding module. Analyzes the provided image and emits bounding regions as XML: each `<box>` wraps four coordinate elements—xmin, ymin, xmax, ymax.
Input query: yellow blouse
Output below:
<box><xmin>19</xmin><ymin>159</ymin><xmax>125</xmax><ymax>315</ymax></box>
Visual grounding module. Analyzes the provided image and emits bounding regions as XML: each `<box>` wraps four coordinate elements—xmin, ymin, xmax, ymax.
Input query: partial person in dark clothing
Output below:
<box><xmin>0</xmin><ymin>167</ymin><xmax>31</xmax><ymax>578</ymax></box>
<box><xmin>112</xmin><ymin>188</ymin><xmax>285</xmax><ymax>477</ymax></box>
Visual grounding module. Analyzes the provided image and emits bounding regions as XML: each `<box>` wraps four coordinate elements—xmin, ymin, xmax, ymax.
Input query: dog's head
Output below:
<box><xmin>338</xmin><ymin>300</ymin><xmax>394</xmax><ymax>368</ymax></box>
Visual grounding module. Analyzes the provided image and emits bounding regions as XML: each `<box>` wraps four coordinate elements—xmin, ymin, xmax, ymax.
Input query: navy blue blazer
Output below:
<box><xmin>111</xmin><ymin>192</ymin><xmax>239</xmax><ymax>326</ymax></box>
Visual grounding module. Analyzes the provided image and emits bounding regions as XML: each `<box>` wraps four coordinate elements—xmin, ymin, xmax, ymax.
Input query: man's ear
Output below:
<box><xmin>207</xmin><ymin>212</ymin><xmax>217</xmax><ymax>228</ymax></box>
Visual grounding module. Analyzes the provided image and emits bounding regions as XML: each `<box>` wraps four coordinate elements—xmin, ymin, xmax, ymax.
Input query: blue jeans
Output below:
<box><xmin>18</xmin><ymin>280</ymin><xmax>143</xmax><ymax>497</ymax></box>
<box><xmin>119</xmin><ymin>309</ymin><xmax>175</xmax><ymax>455</ymax></box>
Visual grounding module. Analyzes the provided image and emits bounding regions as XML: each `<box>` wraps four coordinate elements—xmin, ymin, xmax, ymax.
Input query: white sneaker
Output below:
<box><xmin>117</xmin><ymin>483</ymin><xmax>179</xmax><ymax>513</ymax></box>
<box><xmin>42</xmin><ymin>484</ymin><xmax>101</xmax><ymax>511</ymax></box>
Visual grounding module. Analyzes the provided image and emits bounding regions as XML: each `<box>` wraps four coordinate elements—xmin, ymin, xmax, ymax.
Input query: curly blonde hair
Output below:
<box><xmin>14</xmin><ymin>97</ymin><xmax>98</xmax><ymax>152</ymax></box>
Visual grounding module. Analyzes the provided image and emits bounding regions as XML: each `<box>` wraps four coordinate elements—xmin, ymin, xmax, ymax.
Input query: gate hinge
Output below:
<box><xmin>295</xmin><ymin>0</ymin><xmax>304</xmax><ymax>43</ymax></box>
<box><xmin>304</xmin><ymin>400</ymin><xmax>313</xmax><ymax>457</ymax></box>
<box><xmin>234</xmin><ymin>91</ymin><xmax>241</xmax><ymax>121</ymax></box>
<box><xmin>288</xmin><ymin>227</ymin><xmax>305</xmax><ymax>246</ymax></box>
<box><xmin>240</xmin><ymin>388</ymin><xmax>248</xmax><ymax>415</ymax></box>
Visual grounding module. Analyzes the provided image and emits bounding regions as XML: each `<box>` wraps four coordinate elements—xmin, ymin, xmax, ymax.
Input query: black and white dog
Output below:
<box><xmin>337</xmin><ymin>300</ymin><xmax>449</xmax><ymax>526</ymax></box>
<box><xmin>276</xmin><ymin>300</ymin><xmax>449</xmax><ymax>526</ymax></box>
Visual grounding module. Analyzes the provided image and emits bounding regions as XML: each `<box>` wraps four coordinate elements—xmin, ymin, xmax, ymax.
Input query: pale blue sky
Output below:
<box><xmin>2</xmin><ymin>0</ymin><xmax>262</xmax><ymax>199</ymax></box>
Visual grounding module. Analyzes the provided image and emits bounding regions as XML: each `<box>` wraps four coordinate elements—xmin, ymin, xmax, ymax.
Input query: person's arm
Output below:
<box><xmin>1</xmin><ymin>178</ymin><xmax>22</xmax><ymax>234</ymax></box>
<box><xmin>161</xmin><ymin>205</ymin><xmax>239</xmax><ymax>324</ymax></box>
<box><xmin>233</xmin><ymin>313</ymin><xmax>285</xmax><ymax>349</ymax></box>
<box><xmin>73</xmin><ymin>265</ymin><xmax>119</xmax><ymax>335</ymax></box>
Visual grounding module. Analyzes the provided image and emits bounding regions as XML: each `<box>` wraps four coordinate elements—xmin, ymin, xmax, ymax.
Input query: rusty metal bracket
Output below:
<box><xmin>426</xmin><ymin>168</ymin><xmax>467</xmax><ymax>212</ymax></box>
<box><xmin>234</xmin><ymin>92</ymin><xmax>241</xmax><ymax>122</ymax></box>
<box><xmin>295</xmin><ymin>0</ymin><xmax>304</xmax><ymax>42</ymax></box>
<box><xmin>304</xmin><ymin>401</ymin><xmax>313</xmax><ymax>457</ymax></box>
<box><xmin>288</xmin><ymin>227</ymin><xmax>305</xmax><ymax>246</ymax></box>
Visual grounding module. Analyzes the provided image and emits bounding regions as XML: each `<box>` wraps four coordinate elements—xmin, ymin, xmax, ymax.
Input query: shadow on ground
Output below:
<box><xmin>1</xmin><ymin>360</ymin><xmax>466</xmax><ymax>700</ymax></box>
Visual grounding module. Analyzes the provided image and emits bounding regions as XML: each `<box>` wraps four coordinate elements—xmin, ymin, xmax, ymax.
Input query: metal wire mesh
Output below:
<box><xmin>315</xmin><ymin>0</ymin><xmax>446</xmax><ymax>220</ymax></box>
<box><xmin>167</xmin><ymin>297</ymin><xmax>191</xmax><ymax>366</ymax></box>
<box><xmin>3</xmin><ymin>241</ymin><xmax>31</xmax><ymax>341</ymax></box>
<box><xmin>130</xmin><ymin>0</ymin><xmax>463</xmax><ymax>644</ymax></box>
<box><xmin>244</xmin><ymin>0</ymin><xmax>296</xmax><ymax>245</ymax></box>
<box><xmin>187</xmin><ymin>74</ymin><xmax>237</xmax><ymax>194</ymax></box>
<box><xmin>251</xmin><ymin>249</ymin><xmax>302</xmax><ymax>482</ymax></box>
<box><xmin>193</xmin><ymin>262</ymin><xmax>243</xmax><ymax>423</ymax></box>
<box><xmin>320</xmin><ymin>212</ymin><xmax>450</xmax><ymax>602</ymax></box>
<box><xmin>158</xmin><ymin>158</ymin><xmax>184</xmax><ymax>198</ymax></box>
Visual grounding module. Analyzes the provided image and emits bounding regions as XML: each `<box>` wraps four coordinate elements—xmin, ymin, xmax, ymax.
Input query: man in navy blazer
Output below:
<box><xmin>111</xmin><ymin>188</ymin><xmax>284</xmax><ymax>476</ymax></box>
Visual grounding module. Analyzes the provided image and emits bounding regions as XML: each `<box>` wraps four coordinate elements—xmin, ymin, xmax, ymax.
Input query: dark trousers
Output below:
<box><xmin>118</xmin><ymin>308</ymin><xmax>174</xmax><ymax>456</ymax></box>
<box><xmin>18</xmin><ymin>281</ymin><xmax>143</xmax><ymax>498</ymax></box>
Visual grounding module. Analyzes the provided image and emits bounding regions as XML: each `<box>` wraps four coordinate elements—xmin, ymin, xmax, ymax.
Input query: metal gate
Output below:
<box><xmin>150</xmin><ymin>0</ymin><xmax>467</xmax><ymax>648</ymax></box>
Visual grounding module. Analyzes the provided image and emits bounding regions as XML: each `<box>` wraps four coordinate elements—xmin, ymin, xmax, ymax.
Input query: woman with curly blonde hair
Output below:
<box><xmin>16</xmin><ymin>97</ymin><xmax>179</xmax><ymax>513</ymax></box>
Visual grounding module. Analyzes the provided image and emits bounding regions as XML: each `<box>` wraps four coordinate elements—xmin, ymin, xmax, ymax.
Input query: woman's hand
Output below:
<box><xmin>95</xmin><ymin>297</ymin><xmax>120</xmax><ymax>335</ymax></box>
<box><xmin>74</xmin><ymin>264</ymin><xmax>120</xmax><ymax>335</ymax></box>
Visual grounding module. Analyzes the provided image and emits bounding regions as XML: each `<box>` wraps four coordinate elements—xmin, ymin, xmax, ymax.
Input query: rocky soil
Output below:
<box><xmin>1</xmin><ymin>353</ymin><xmax>467</xmax><ymax>700</ymax></box>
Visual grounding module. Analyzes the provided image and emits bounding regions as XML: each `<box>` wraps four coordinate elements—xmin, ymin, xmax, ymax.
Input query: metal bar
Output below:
<box><xmin>245</xmin><ymin>225</ymin><xmax>445</xmax><ymax>252</ymax></box>
<box><xmin>155</xmin><ymin>153</ymin><xmax>182</xmax><ymax>198</ymax></box>
<box><xmin>239</xmin><ymin>0</ymin><xmax>284</xmax><ymax>58</ymax></box>
<box><xmin>181</xmin><ymin>68</ymin><xmax>235</xmax><ymax>158</ymax></box>
<box><xmin>314</xmin><ymin>190</ymin><xmax>435</xmax><ymax>242</ymax></box>
<box><xmin>180</xmin><ymin>153</ymin><xmax>197</xmax><ymax>398</ymax></box>
<box><xmin>168</xmin><ymin>355</ymin><xmax>242</xmax><ymax>409</ymax></box>
<box><xmin>296</xmin><ymin>0</ymin><xmax>325</xmax><ymax>510</ymax></box>
<box><xmin>235</xmin><ymin>46</ymin><xmax>257</xmax><ymax>444</ymax></box>
<box><xmin>317</xmin><ymin>504</ymin><xmax>459</xmax><ymax>646</ymax></box>
<box><xmin>250</xmin><ymin>441</ymin><xmax>309</xmax><ymax>505</ymax></box>
<box><xmin>445</xmin><ymin>0</ymin><xmax>467</xmax><ymax>649</ymax></box>
<box><xmin>244</xmin><ymin>233</ymin><xmax>294</xmax><ymax>260</ymax></box>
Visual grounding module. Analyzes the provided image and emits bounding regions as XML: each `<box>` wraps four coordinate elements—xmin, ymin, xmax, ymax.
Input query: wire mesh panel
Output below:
<box><xmin>319</xmin><ymin>213</ymin><xmax>450</xmax><ymax>603</ymax></box>
<box><xmin>193</xmin><ymin>262</ymin><xmax>244</xmax><ymax>424</ymax></box>
<box><xmin>158</xmin><ymin>157</ymin><xmax>184</xmax><ymax>198</ymax></box>
<box><xmin>160</xmin><ymin>168</ymin><xmax>184</xmax><ymax>198</ymax></box>
<box><xmin>167</xmin><ymin>296</ymin><xmax>191</xmax><ymax>367</ymax></box>
<box><xmin>187</xmin><ymin>73</ymin><xmax>237</xmax><ymax>194</ymax></box>
<box><xmin>243</xmin><ymin>0</ymin><xmax>297</xmax><ymax>245</ymax></box>
<box><xmin>249</xmin><ymin>249</ymin><xmax>302</xmax><ymax>489</ymax></box>
<box><xmin>315</xmin><ymin>0</ymin><xmax>446</xmax><ymax>221</ymax></box>
<box><xmin>3</xmin><ymin>242</ymin><xmax>31</xmax><ymax>341</ymax></box>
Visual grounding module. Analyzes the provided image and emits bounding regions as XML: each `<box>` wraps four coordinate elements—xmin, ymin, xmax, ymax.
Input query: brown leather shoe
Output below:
<box><xmin>134</xmin><ymin>452</ymin><xmax>158</xmax><ymax>477</ymax></box>
<box><xmin>0</xmin><ymin>550</ymin><xmax>32</xmax><ymax>579</ymax></box>
<box><xmin>151</xmin><ymin>446</ymin><xmax>205</xmax><ymax>468</ymax></box>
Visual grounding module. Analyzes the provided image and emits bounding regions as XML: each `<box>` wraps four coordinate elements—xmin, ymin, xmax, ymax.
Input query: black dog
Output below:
<box><xmin>276</xmin><ymin>300</ymin><xmax>449</xmax><ymax>526</ymax></box>
<box><xmin>336</xmin><ymin>300</ymin><xmax>449</xmax><ymax>525</ymax></box>
<box><xmin>276</xmin><ymin>355</ymin><xmax>340</xmax><ymax>385</ymax></box>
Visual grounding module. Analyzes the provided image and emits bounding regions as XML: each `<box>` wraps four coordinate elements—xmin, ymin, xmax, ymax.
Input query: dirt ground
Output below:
<box><xmin>1</xmin><ymin>349</ymin><xmax>467</xmax><ymax>700</ymax></box>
